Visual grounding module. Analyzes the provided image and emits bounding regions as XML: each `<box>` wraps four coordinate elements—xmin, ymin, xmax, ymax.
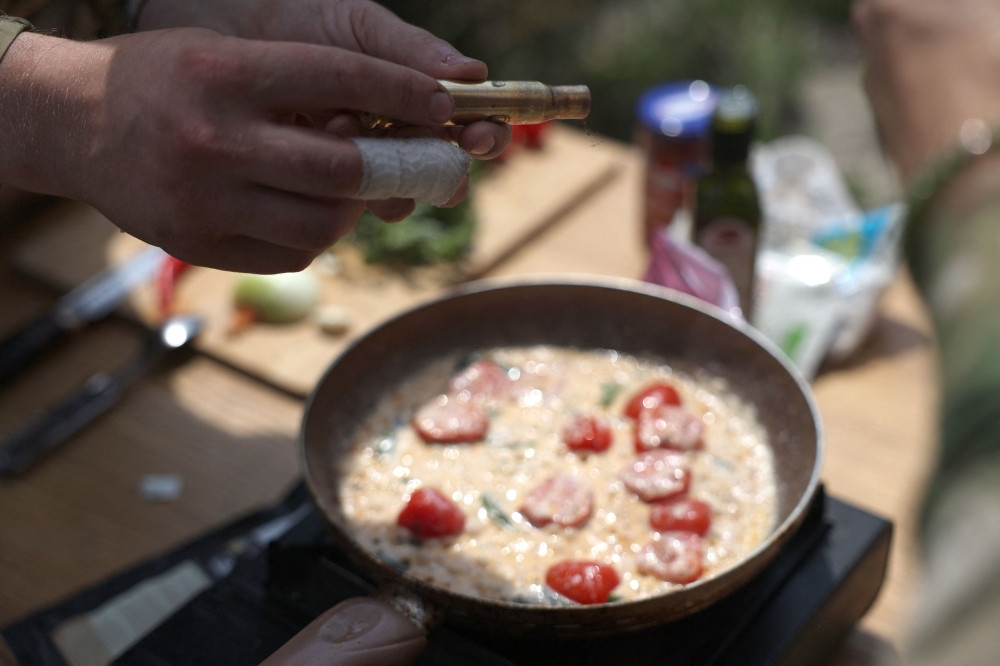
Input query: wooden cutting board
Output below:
<box><xmin>14</xmin><ymin>125</ymin><xmax>624</xmax><ymax>396</ymax></box>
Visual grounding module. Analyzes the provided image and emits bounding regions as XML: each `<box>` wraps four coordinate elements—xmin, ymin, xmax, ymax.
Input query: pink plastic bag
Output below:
<box><xmin>643</xmin><ymin>230</ymin><xmax>743</xmax><ymax>319</ymax></box>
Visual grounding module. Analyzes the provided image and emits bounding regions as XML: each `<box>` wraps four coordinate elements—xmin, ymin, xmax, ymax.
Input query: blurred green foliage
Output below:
<box><xmin>378</xmin><ymin>0</ymin><xmax>853</xmax><ymax>141</ymax></box>
<box><xmin>350</xmin><ymin>162</ymin><xmax>485</xmax><ymax>265</ymax></box>
<box><xmin>352</xmin><ymin>200</ymin><xmax>476</xmax><ymax>265</ymax></box>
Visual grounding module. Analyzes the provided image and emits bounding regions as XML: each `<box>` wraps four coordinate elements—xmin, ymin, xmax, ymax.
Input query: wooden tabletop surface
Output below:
<box><xmin>0</xmin><ymin>140</ymin><xmax>936</xmax><ymax>665</ymax></box>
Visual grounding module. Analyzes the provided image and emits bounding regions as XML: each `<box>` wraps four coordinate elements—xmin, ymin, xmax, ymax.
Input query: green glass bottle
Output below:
<box><xmin>692</xmin><ymin>87</ymin><xmax>761</xmax><ymax>319</ymax></box>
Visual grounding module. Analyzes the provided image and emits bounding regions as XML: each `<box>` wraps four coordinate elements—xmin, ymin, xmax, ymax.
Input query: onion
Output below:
<box><xmin>233</xmin><ymin>270</ymin><xmax>320</xmax><ymax>324</ymax></box>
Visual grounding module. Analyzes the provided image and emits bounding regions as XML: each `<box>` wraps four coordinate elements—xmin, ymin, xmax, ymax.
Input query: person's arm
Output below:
<box><xmin>0</xmin><ymin>27</ymin><xmax>462</xmax><ymax>273</ymax></box>
<box><xmin>854</xmin><ymin>1</ymin><xmax>1000</xmax><ymax>663</ymax></box>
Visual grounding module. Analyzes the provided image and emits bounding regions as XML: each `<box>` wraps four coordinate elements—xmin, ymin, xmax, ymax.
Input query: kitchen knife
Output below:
<box><xmin>0</xmin><ymin>246</ymin><xmax>168</xmax><ymax>386</ymax></box>
<box><xmin>0</xmin><ymin>315</ymin><xmax>202</xmax><ymax>476</ymax></box>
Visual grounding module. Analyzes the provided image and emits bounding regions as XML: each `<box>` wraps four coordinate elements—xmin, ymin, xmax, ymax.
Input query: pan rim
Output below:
<box><xmin>300</xmin><ymin>274</ymin><xmax>824</xmax><ymax>615</ymax></box>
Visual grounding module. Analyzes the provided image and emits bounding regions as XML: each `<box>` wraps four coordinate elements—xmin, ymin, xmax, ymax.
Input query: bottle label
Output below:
<box><xmin>696</xmin><ymin>217</ymin><xmax>756</xmax><ymax>311</ymax></box>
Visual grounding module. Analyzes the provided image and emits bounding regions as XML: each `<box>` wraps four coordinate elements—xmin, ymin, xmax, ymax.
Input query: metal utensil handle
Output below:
<box><xmin>0</xmin><ymin>372</ymin><xmax>122</xmax><ymax>475</ymax></box>
<box><xmin>0</xmin><ymin>313</ymin><xmax>65</xmax><ymax>387</ymax></box>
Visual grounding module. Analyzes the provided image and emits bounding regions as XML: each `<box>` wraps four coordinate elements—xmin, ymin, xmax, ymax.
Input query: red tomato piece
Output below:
<box><xmin>637</xmin><ymin>533</ymin><xmax>703</xmax><ymax>584</ymax></box>
<box><xmin>624</xmin><ymin>382</ymin><xmax>681</xmax><ymax>419</ymax></box>
<box><xmin>157</xmin><ymin>256</ymin><xmax>191</xmax><ymax>317</ymax></box>
<box><xmin>521</xmin><ymin>474</ymin><xmax>594</xmax><ymax>528</ymax></box>
<box><xmin>412</xmin><ymin>396</ymin><xmax>488</xmax><ymax>443</ymax></box>
<box><xmin>650</xmin><ymin>497</ymin><xmax>712</xmax><ymax>536</ymax></box>
<box><xmin>563</xmin><ymin>415</ymin><xmax>613</xmax><ymax>453</ymax></box>
<box><xmin>545</xmin><ymin>560</ymin><xmax>620</xmax><ymax>604</ymax></box>
<box><xmin>448</xmin><ymin>360</ymin><xmax>510</xmax><ymax>401</ymax></box>
<box><xmin>397</xmin><ymin>488</ymin><xmax>466</xmax><ymax>539</ymax></box>
<box><xmin>620</xmin><ymin>450</ymin><xmax>691</xmax><ymax>503</ymax></box>
<box><xmin>634</xmin><ymin>405</ymin><xmax>703</xmax><ymax>452</ymax></box>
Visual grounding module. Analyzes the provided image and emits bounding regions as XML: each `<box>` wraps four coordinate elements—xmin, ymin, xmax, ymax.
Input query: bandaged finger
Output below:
<box><xmin>350</xmin><ymin>137</ymin><xmax>472</xmax><ymax>207</ymax></box>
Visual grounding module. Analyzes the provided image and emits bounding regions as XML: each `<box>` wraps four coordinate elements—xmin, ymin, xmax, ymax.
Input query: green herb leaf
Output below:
<box><xmin>540</xmin><ymin>587</ymin><xmax>577</xmax><ymax>606</ymax></box>
<box><xmin>606</xmin><ymin>594</ymin><xmax>623</xmax><ymax>603</ymax></box>
<box><xmin>375</xmin><ymin>550</ymin><xmax>409</xmax><ymax>571</ymax></box>
<box><xmin>481</xmin><ymin>494</ymin><xmax>513</xmax><ymax>527</ymax></box>
<box><xmin>349</xmin><ymin>198</ymin><xmax>477</xmax><ymax>266</ymax></box>
<box><xmin>599</xmin><ymin>382</ymin><xmax>621</xmax><ymax>408</ymax></box>
<box><xmin>375</xmin><ymin>434</ymin><xmax>396</xmax><ymax>459</ymax></box>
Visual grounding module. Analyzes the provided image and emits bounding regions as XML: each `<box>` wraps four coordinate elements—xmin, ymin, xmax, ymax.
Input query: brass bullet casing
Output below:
<box><xmin>359</xmin><ymin>80</ymin><xmax>591</xmax><ymax>129</ymax></box>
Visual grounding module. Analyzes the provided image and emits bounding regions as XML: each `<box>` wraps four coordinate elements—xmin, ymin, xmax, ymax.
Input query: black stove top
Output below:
<box><xmin>2</xmin><ymin>483</ymin><xmax>890</xmax><ymax>666</ymax></box>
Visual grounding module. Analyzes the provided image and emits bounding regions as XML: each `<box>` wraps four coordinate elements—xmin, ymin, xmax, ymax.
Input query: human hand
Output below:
<box><xmin>139</xmin><ymin>0</ymin><xmax>512</xmax><ymax>161</ymax></box>
<box><xmin>853</xmin><ymin>0</ymin><xmax>1000</xmax><ymax>181</ymax></box>
<box><xmin>0</xmin><ymin>29</ymin><xmax>465</xmax><ymax>273</ymax></box>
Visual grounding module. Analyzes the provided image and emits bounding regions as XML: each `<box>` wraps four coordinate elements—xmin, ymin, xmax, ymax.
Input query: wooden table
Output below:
<box><xmin>0</xmin><ymin>140</ymin><xmax>936</xmax><ymax>665</ymax></box>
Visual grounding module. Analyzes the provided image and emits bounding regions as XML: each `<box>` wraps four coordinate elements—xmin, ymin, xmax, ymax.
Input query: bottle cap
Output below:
<box><xmin>636</xmin><ymin>80</ymin><xmax>720</xmax><ymax>139</ymax></box>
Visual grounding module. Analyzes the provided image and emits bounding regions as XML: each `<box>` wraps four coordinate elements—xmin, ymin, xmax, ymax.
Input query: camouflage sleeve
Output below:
<box><xmin>0</xmin><ymin>0</ymin><xmax>130</xmax><ymax>37</ymax></box>
<box><xmin>903</xmin><ymin>174</ymin><xmax>1000</xmax><ymax>665</ymax></box>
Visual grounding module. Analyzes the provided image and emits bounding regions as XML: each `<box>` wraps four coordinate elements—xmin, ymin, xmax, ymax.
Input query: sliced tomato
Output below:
<box><xmin>397</xmin><ymin>488</ymin><xmax>466</xmax><ymax>539</ymax></box>
<box><xmin>650</xmin><ymin>497</ymin><xmax>712</xmax><ymax>536</ymax></box>
<box><xmin>620</xmin><ymin>450</ymin><xmax>691</xmax><ymax>503</ymax></box>
<box><xmin>634</xmin><ymin>405</ymin><xmax>703</xmax><ymax>452</ymax></box>
<box><xmin>449</xmin><ymin>359</ymin><xmax>510</xmax><ymax>401</ymax></box>
<box><xmin>412</xmin><ymin>396</ymin><xmax>488</xmax><ymax>443</ymax></box>
<box><xmin>521</xmin><ymin>474</ymin><xmax>594</xmax><ymax>528</ymax></box>
<box><xmin>624</xmin><ymin>382</ymin><xmax>682</xmax><ymax>419</ymax></box>
<box><xmin>546</xmin><ymin>560</ymin><xmax>620</xmax><ymax>605</ymax></box>
<box><xmin>563</xmin><ymin>415</ymin><xmax>613</xmax><ymax>453</ymax></box>
<box><xmin>636</xmin><ymin>533</ymin><xmax>703</xmax><ymax>584</ymax></box>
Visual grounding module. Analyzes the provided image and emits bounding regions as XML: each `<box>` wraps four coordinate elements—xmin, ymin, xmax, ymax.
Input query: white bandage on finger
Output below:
<box><xmin>350</xmin><ymin>137</ymin><xmax>472</xmax><ymax>207</ymax></box>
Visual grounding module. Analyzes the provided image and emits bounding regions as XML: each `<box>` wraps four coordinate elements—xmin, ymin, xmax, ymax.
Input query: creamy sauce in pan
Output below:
<box><xmin>338</xmin><ymin>347</ymin><xmax>777</xmax><ymax>604</ymax></box>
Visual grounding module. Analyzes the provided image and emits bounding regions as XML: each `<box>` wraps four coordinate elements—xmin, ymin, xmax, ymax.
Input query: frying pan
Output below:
<box><xmin>262</xmin><ymin>277</ymin><xmax>823</xmax><ymax>666</ymax></box>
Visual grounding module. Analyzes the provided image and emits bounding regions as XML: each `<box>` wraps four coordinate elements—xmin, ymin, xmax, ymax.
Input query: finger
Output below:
<box><xmin>384</xmin><ymin>125</ymin><xmax>441</xmax><ymax>140</ymax></box>
<box><xmin>456</xmin><ymin>121</ymin><xmax>512</xmax><ymax>159</ymax></box>
<box><xmin>325</xmin><ymin>113</ymin><xmax>365</xmax><ymax>138</ymax></box>
<box><xmin>338</xmin><ymin>1</ymin><xmax>488</xmax><ymax>82</ymax></box>
<box><xmin>850</xmin><ymin>0</ymin><xmax>873</xmax><ymax>49</ymax></box>
<box><xmin>232</xmin><ymin>186</ymin><xmax>366</xmax><ymax>251</ymax></box>
<box><xmin>367</xmin><ymin>198</ymin><xmax>415</xmax><ymax>222</ymax></box>
<box><xmin>439</xmin><ymin>175</ymin><xmax>469</xmax><ymax>208</ymax></box>
<box><xmin>170</xmin><ymin>235</ymin><xmax>318</xmax><ymax>275</ymax></box>
<box><xmin>242</xmin><ymin>124</ymin><xmax>365</xmax><ymax>198</ymax></box>
<box><xmin>245</xmin><ymin>41</ymin><xmax>454</xmax><ymax>126</ymax></box>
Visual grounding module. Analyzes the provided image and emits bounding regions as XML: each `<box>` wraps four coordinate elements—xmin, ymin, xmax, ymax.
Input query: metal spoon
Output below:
<box><xmin>0</xmin><ymin>316</ymin><xmax>203</xmax><ymax>476</ymax></box>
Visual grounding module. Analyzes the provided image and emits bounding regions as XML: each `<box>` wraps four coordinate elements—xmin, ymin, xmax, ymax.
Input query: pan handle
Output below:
<box><xmin>259</xmin><ymin>597</ymin><xmax>428</xmax><ymax>666</ymax></box>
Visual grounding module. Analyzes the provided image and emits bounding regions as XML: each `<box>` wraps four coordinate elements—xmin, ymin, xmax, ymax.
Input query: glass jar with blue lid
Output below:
<box><xmin>635</xmin><ymin>80</ymin><xmax>719</xmax><ymax>243</ymax></box>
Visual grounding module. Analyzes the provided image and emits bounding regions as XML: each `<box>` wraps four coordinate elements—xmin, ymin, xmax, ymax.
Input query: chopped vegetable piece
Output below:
<box><xmin>521</xmin><ymin>474</ymin><xmax>593</xmax><ymax>528</ymax></box>
<box><xmin>637</xmin><ymin>533</ymin><xmax>703</xmax><ymax>584</ymax></box>
<box><xmin>563</xmin><ymin>415</ymin><xmax>612</xmax><ymax>453</ymax></box>
<box><xmin>233</xmin><ymin>270</ymin><xmax>320</xmax><ymax>324</ymax></box>
<box><xmin>635</xmin><ymin>405</ymin><xmax>703</xmax><ymax>452</ymax></box>
<box><xmin>481</xmin><ymin>494</ymin><xmax>512</xmax><ymax>527</ymax></box>
<box><xmin>397</xmin><ymin>488</ymin><xmax>465</xmax><ymax>539</ymax></box>
<box><xmin>314</xmin><ymin>304</ymin><xmax>351</xmax><ymax>335</ymax></box>
<box><xmin>413</xmin><ymin>396</ymin><xmax>489</xmax><ymax>443</ymax></box>
<box><xmin>650</xmin><ymin>497</ymin><xmax>712</xmax><ymax>536</ymax></box>
<box><xmin>620</xmin><ymin>450</ymin><xmax>691</xmax><ymax>503</ymax></box>
<box><xmin>449</xmin><ymin>359</ymin><xmax>510</xmax><ymax>401</ymax></box>
<box><xmin>599</xmin><ymin>382</ymin><xmax>621</xmax><ymax>408</ymax></box>
<box><xmin>157</xmin><ymin>256</ymin><xmax>191</xmax><ymax>318</ymax></box>
<box><xmin>545</xmin><ymin>560</ymin><xmax>620</xmax><ymax>605</ymax></box>
<box><xmin>624</xmin><ymin>382</ymin><xmax>681</xmax><ymax>419</ymax></box>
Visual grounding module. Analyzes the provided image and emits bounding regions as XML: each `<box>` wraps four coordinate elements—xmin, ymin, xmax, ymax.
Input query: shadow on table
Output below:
<box><xmin>817</xmin><ymin>314</ymin><xmax>932</xmax><ymax>377</ymax></box>
<box><xmin>830</xmin><ymin>628</ymin><xmax>905</xmax><ymax>666</ymax></box>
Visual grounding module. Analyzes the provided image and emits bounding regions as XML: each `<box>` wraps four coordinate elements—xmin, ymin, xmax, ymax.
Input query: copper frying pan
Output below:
<box><xmin>263</xmin><ymin>277</ymin><xmax>823</xmax><ymax>666</ymax></box>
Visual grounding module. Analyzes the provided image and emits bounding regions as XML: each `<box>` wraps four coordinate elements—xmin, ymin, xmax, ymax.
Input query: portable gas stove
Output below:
<box><xmin>2</xmin><ymin>482</ymin><xmax>890</xmax><ymax>666</ymax></box>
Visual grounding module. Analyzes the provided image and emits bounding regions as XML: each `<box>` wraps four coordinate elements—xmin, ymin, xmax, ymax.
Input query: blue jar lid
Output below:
<box><xmin>636</xmin><ymin>80</ymin><xmax>720</xmax><ymax>139</ymax></box>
